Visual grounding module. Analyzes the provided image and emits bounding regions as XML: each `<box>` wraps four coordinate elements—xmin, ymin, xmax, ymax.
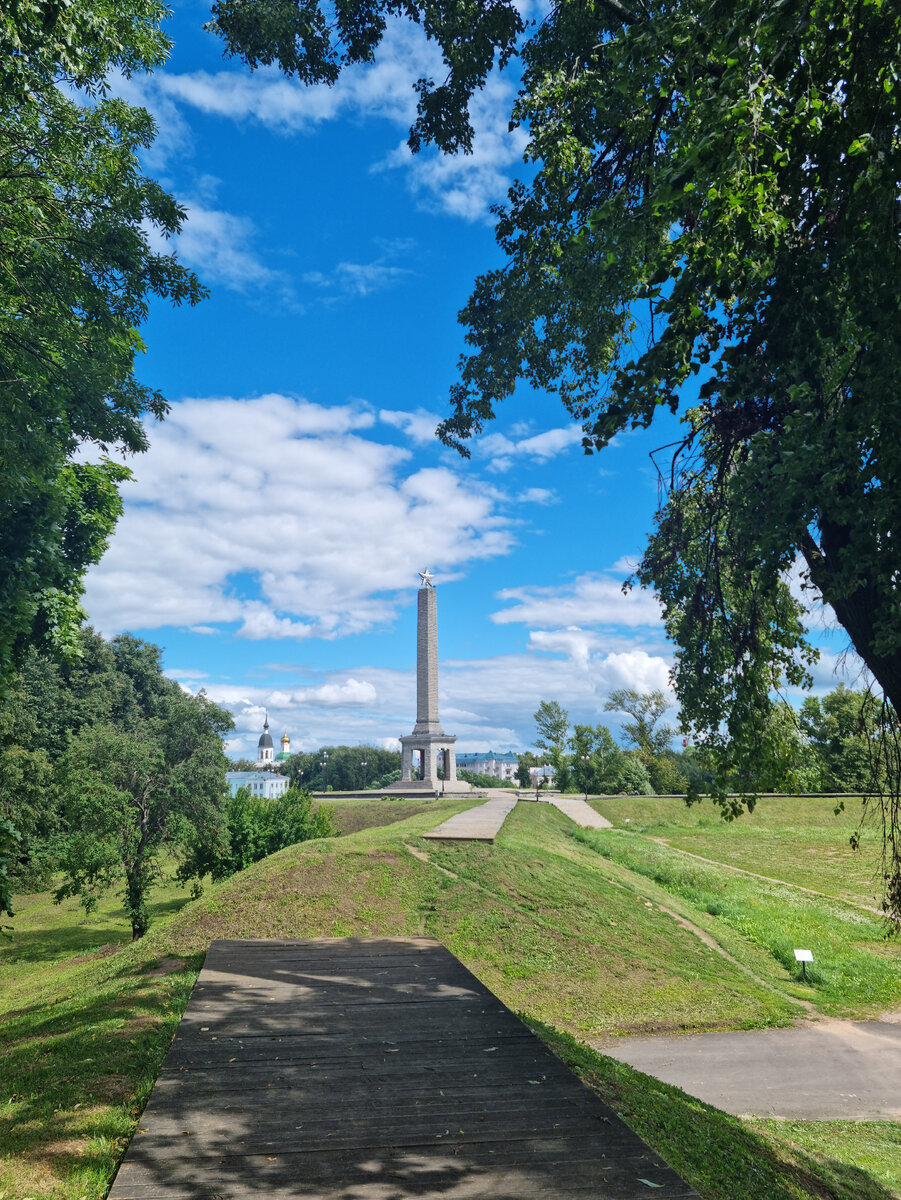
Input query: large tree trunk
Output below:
<box><xmin>801</xmin><ymin>524</ymin><xmax>901</xmax><ymax>714</ymax></box>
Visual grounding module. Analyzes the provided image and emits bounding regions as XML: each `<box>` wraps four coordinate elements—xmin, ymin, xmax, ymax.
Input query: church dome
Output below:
<box><xmin>258</xmin><ymin>711</ymin><xmax>273</xmax><ymax>749</ymax></box>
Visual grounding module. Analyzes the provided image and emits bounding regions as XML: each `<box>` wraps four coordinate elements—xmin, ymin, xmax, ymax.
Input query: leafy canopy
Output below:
<box><xmin>0</xmin><ymin>0</ymin><xmax>205</xmax><ymax>680</ymax></box>
<box><xmin>51</xmin><ymin>635</ymin><xmax>234</xmax><ymax>938</ymax></box>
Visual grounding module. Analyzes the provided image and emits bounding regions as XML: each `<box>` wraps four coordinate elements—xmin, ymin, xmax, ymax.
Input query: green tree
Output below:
<box><xmin>0</xmin><ymin>679</ymin><xmax>52</xmax><ymax>863</ymax></box>
<box><xmin>569</xmin><ymin>722</ymin><xmax>624</xmax><ymax>796</ymax></box>
<box><xmin>801</xmin><ymin>686</ymin><xmax>885</xmax><ymax>795</ymax></box>
<box><xmin>457</xmin><ymin>769</ymin><xmax>514</xmax><ymax>789</ymax></box>
<box><xmin>604</xmin><ymin>689</ymin><xmax>682</xmax><ymax>794</ymax></box>
<box><xmin>533</xmin><ymin>700</ymin><xmax>570</xmax><ymax>792</ymax></box>
<box><xmin>0</xmin><ymin>817</ymin><xmax>20</xmax><ymax>924</ymax></box>
<box><xmin>54</xmin><ymin>679</ymin><xmax>233</xmax><ymax>939</ymax></box>
<box><xmin>179</xmin><ymin>784</ymin><xmax>335</xmax><ymax>883</ymax></box>
<box><xmin>516</xmin><ymin>750</ymin><xmax>538</xmax><ymax>789</ymax></box>
<box><xmin>604</xmin><ymin>689</ymin><xmax>675</xmax><ymax>758</ymax></box>
<box><xmin>613</xmin><ymin>755</ymin><xmax>654</xmax><ymax>797</ymax></box>
<box><xmin>285</xmin><ymin>745</ymin><xmax>400</xmax><ymax>791</ymax></box>
<box><xmin>0</xmin><ymin>0</ymin><xmax>205</xmax><ymax>682</ymax></box>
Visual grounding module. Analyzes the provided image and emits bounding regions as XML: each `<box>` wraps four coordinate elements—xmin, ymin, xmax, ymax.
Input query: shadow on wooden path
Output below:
<box><xmin>109</xmin><ymin>938</ymin><xmax>698</xmax><ymax>1199</ymax></box>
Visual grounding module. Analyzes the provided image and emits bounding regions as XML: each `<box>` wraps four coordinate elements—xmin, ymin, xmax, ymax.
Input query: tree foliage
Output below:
<box><xmin>457</xmin><ymin>768</ymin><xmax>515</xmax><ymax>789</ymax></box>
<box><xmin>54</xmin><ymin>647</ymin><xmax>233</xmax><ymax>938</ymax></box>
<box><xmin>205</xmin><ymin>0</ymin><xmax>524</xmax><ymax>154</ymax></box>
<box><xmin>800</xmin><ymin>685</ymin><xmax>887</xmax><ymax>795</ymax></box>
<box><xmin>0</xmin><ymin>628</ymin><xmax>233</xmax><ymax>936</ymax></box>
<box><xmin>0</xmin><ymin>817</ymin><xmax>20</xmax><ymax>924</ymax></box>
<box><xmin>179</xmin><ymin>784</ymin><xmax>336</xmax><ymax>883</ymax></box>
<box><xmin>0</xmin><ymin>0</ymin><xmax>205</xmax><ymax>681</ymax></box>
<box><xmin>436</xmin><ymin>1</ymin><xmax>901</xmax><ymax>875</ymax></box>
<box><xmin>604</xmin><ymin>689</ymin><xmax>675</xmax><ymax>757</ymax></box>
<box><xmin>533</xmin><ymin>699</ymin><xmax>571</xmax><ymax>791</ymax></box>
<box><xmin>284</xmin><ymin>745</ymin><xmax>401</xmax><ymax>791</ymax></box>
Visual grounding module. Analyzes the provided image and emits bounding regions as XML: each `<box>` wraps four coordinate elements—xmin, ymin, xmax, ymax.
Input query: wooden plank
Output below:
<box><xmin>108</xmin><ymin>937</ymin><xmax>700</xmax><ymax>1199</ymax></box>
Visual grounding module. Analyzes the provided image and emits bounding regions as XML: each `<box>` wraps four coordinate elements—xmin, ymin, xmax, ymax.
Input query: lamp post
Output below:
<box><xmin>320</xmin><ymin>750</ymin><xmax>329</xmax><ymax>792</ymax></box>
<box><xmin>581</xmin><ymin>754</ymin><xmax>590</xmax><ymax>801</ymax></box>
<box><xmin>360</xmin><ymin>759</ymin><xmax>368</xmax><ymax>790</ymax></box>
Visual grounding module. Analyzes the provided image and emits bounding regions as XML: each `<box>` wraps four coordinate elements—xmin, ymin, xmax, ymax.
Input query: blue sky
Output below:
<box><xmin>81</xmin><ymin>0</ymin><xmax>855</xmax><ymax>759</ymax></box>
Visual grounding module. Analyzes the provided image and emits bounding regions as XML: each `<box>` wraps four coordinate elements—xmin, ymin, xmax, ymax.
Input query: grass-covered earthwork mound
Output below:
<box><xmin>1</xmin><ymin>796</ymin><xmax>899</xmax><ymax>1198</ymax></box>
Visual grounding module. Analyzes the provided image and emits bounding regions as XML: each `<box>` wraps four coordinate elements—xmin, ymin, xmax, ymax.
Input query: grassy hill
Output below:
<box><xmin>1</xmin><ymin>797</ymin><xmax>899</xmax><ymax>1199</ymax></box>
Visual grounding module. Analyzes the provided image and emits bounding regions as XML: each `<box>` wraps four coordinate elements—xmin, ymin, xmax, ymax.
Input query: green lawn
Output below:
<box><xmin>575</xmin><ymin>826</ymin><xmax>901</xmax><ymax>1017</ymax></box>
<box><xmin>0</xmin><ymin>798</ymin><xmax>898</xmax><ymax>1199</ymax></box>
<box><xmin>318</xmin><ymin>793</ymin><xmax>462</xmax><ymax>835</ymax></box>
<box><xmin>591</xmin><ymin>793</ymin><xmax>883</xmax><ymax>908</ymax></box>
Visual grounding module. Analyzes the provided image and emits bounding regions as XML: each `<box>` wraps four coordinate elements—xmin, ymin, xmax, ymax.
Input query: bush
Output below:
<box><xmin>457</xmin><ymin>769</ymin><xmax>515</xmax><ymax>789</ymax></box>
<box><xmin>180</xmin><ymin>786</ymin><xmax>336</xmax><ymax>884</ymax></box>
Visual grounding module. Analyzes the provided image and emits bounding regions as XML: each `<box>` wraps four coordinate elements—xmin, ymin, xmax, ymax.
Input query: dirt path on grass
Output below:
<box><xmin>595</xmin><ymin>1018</ymin><xmax>901</xmax><ymax>1120</ymax></box>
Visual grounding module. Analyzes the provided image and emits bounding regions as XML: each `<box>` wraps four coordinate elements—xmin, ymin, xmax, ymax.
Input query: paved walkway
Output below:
<box><xmin>109</xmin><ymin>938</ymin><xmax>698</xmax><ymax>1199</ymax></box>
<box><xmin>543</xmin><ymin>798</ymin><xmax>613</xmax><ymax>829</ymax></box>
<box><xmin>423</xmin><ymin>795</ymin><xmax>518</xmax><ymax>842</ymax></box>
<box><xmin>600</xmin><ymin>1018</ymin><xmax>901</xmax><ymax>1120</ymax></box>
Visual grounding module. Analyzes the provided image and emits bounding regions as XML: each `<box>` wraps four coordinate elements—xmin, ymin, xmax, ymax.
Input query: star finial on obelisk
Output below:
<box><xmin>418</xmin><ymin>567</ymin><xmax>435</xmax><ymax>588</ymax></box>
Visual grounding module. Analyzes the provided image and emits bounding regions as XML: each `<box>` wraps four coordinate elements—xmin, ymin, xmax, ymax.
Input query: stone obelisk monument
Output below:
<box><xmin>396</xmin><ymin>570</ymin><xmax>467</xmax><ymax>792</ymax></box>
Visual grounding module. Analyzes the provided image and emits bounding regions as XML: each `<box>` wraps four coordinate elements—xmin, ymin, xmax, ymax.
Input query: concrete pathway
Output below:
<box><xmin>599</xmin><ymin>1018</ymin><xmax>901</xmax><ymax>1120</ymax></box>
<box><xmin>543</xmin><ymin>797</ymin><xmax>613</xmax><ymax>829</ymax></box>
<box><xmin>422</xmin><ymin>796</ymin><xmax>518</xmax><ymax>842</ymax></box>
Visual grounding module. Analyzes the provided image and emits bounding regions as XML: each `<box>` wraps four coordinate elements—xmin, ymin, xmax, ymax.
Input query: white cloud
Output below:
<box><xmin>155</xmin><ymin>18</ymin><xmax>432</xmax><ymax>132</ymax></box>
<box><xmin>142</xmin><ymin>198</ymin><xmax>288</xmax><ymax>296</ymax></box>
<box><xmin>379</xmin><ymin>408</ymin><xmax>440</xmax><ymax>445</ymax></box>
<box><xmin>201</xmin><ymin>639</ymin><xmax>675</xmax><ymax>759</ymax></box>
<box><xmin>528</xmin><ymin>627</ymin><xmax>605</xmax><ymax>667</ymax></box>
<box><xmin>516</xmin><ymin>487</ymin><xmax>557</xmax><ymax>506</ymax></box>
<box><xmin>175</xmin><ymin>204</ymin><xmax>289</xmax><ymax>294</ymax></box>
<box><xmin>304</xmin><ymin>258</ymin><xmax>414</xmax><ymax>298</ymax></box>
<box><xmin>492</xmin><ymin>573</ymin><xmax>664</xmax><ymax>629</ymax></box>
<box><xmin>376</xmin><ymin>70</ymin><xmax>528</xmax><ymax>222</ymax></box>
<box><xmin>82</xmin><ymin>393</ymin><xmax>517</xmax><ymax>641</ymax></box>
<box><xmin>475</xmin><ymin>425</ymin><xmax>584</xmax><ymax>473</ymax></box>
<box><xmin>293</xmin><ymin>678</ymin><xmax>379</xmax><ymax>707</ymax></box>
<box><xmin>134</xmin><ymin>19</ymin><xmax>524</xmax><ymax>222</ymax></box>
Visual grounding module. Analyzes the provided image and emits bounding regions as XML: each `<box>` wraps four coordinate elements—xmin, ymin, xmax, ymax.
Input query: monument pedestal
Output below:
<box><xmin>396</xmin><ymin>732</ymin><xmax>471</xmax><ymax>793</ymax></box>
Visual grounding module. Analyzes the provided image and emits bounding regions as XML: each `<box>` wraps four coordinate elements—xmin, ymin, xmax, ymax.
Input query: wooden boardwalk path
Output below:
<box><xmin>109</xmin><ymin>937</ymin><xmax>698</xmax><ymax>1199</ymax></box>
<box><xmin>544</xmin><ymin>798</ymin><xmax>613</xmax><ymax>830</ymax></box>
<box><xmin>422</xmin><ymin>796</ymin><xmax>518</xmax><ymax>842</ymax></box>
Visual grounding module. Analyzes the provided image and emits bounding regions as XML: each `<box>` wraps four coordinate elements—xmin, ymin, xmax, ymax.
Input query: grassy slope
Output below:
<box><xmin>320</xmin><ymin>794</ymin><xmax>459</xmax><ymax>836</ymax></box>
<box><xmin>591</xmin><ymin>794</ymin><xmax>884</xmax><ymax>908</ymax></box>
<box><xmin>0</xmin><ymin>799</ymin><xmax>898</xmax><ymax>1199</ymax></box>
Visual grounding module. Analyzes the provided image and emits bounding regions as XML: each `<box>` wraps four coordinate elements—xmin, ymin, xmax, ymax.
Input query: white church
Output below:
<box><xmin>254</xmin><ymin>712</ymin><xmax>292</xmax><ymax>765</ymax></box>
<box><xmin>225</xmin><ymin>713</ymin><xmax>291</xmax><ymax>798</ymax></box>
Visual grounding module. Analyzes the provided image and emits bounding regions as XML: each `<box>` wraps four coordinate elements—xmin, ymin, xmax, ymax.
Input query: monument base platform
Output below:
<box><xmin>379</xmin><ymin>779</ymin><xmax>473</xmax><ymax>795</ymax></box>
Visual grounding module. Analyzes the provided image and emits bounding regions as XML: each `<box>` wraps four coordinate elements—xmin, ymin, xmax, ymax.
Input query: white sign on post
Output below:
<box><xmin>794</xmin><ymin>949</ymin><xmax>813</xmax><ymax>962</ymax></box>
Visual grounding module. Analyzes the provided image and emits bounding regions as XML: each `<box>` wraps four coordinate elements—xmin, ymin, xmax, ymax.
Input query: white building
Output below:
<box><xmin>226</xmin><ymin>771</ymin><xmax>289</xmax><ymax>799</ymax></box>
<box><xmin>455</xmin><ymin>751</ymin><xmax>520</xmax><ymax>782</ymax></box>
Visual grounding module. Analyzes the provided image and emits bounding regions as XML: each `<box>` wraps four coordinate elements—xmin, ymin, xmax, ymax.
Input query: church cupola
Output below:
<box><xmin>257</xmin><ymin>710</ymin><xmax>274</xmax><ymax>764</ymax></box>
